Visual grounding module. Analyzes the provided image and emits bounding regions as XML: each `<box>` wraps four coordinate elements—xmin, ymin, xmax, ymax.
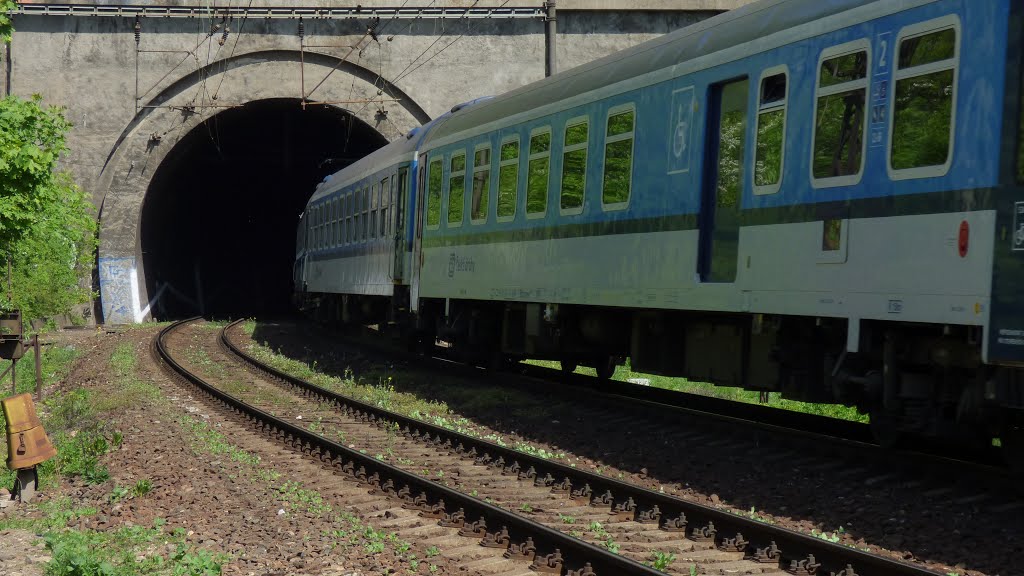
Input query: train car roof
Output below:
<box><xmin>425</xmin><ymin>0</ymin><xmax>879</xmax><ymax>143</ymax></box>
<box><xmin>309</xmin><ymin>97</ymin><xmax>492</xmax><ymax>202</ymax></box>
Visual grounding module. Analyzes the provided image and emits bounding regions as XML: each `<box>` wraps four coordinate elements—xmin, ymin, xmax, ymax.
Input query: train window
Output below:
<box><xmin>388</xmin><ymin>174</ymin><xmax>396</xmax><ymax>236</ymax></box>
<box><xmin>347</xmin><ymin>193</ymin><xmax>354</xmax><ymax>244</ymax></box>
<box><xmin>527</xmin><ymin>128</ymin><xmax>550</xmax><ymax>218</ymax></box>
<box><xmin>754</xmin><ymin>68</ymin><xmax>787</xmax><ymax>194</ymax></box>
<box><xmin>497</xmin><ymin>137</ymin><xmax>519</xmax><ymax>221</ymax></box>
<box><xmin>448</xmin><ymin>151</ymin><xmax>466</xmax><ymax>227</ymax></box>
<box><xmin>363</xmin><ymin>186</ymin><xmax>371</xmax><ymax>241</ymax></box>
<box><xmin>313</xmin><ymin>204</ymin><xmax>321</xmax><ymax>250</ymax></box>
<box><xmin>1019</xmin><ymin>82</ymin><xmax>1024</xmax><ymax>183</ymax></box>
<box><xmin>812</xmin><ymin>41</ymin><xmax>869</xmax><ymax>186</ymax></box>
<box><xmin>380</xmin><ymin>177</ymin><xmax>390</xmax><ymax>237</ymax></box>
<box><xmin>602</xmin><ymin>105</ymin><xmax>635</xmax><ymax>209</ymax></box>
<box><xmin>889</xmin><ymin>19</ymin><xmax>958</xmax><ymax>178</ymax></box>
<box><xmin>426</xmin><ymin>158</ymin><xmax>443</xmax><ymax>228</ymax></box>
<box><xmin>472</xmin><ymin>145</ymin><xmax>491</xmax><ymax>223</ymax></box>
<box><xmin>319</xmin><ymin>205</ymin><xmax>325</xmax><ymax>249</ymax></box>
<box><xmin>355</xmin><ymin>188</ymin><xmax>362</xmax><ymax>242</ymax></box>
<box><xmin>560</xmin><ymin>117</ymin><xmax>589</xmax><ymax>214</ymax></box>
<box><xmin>333</xmin><ymin>199</ymin><xmax>340</xmax><ymax>247</ymax></box>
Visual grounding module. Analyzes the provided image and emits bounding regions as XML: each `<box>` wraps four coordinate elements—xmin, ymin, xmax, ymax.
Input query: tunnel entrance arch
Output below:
<box><xmin>95</xmin><ymin>50</ymin><xmax>427</xmax><ymax>323</ymax></box>
<box><xmin>140</xmin><ymin>99</ymin><xmax>387</xmax><ymax>319</ymax></box>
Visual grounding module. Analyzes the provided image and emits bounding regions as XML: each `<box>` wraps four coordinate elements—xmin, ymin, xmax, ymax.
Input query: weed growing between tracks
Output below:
<box><xmin>0</xmin><ymin>340</ymin><xmax>228</xmax><ymax>576</ymax></box>
<box><xmin>181</xmin><ymin>414</ymin><xmax>421</xmax><ymax>570</ymax></box>
<box><xmin>244</xmin><ymin>339</ymin><xmax>576</xmax><ymax>466</ymax></box>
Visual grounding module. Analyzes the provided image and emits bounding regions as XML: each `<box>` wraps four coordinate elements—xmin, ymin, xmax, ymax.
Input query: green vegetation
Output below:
<box><xmin>525</xmin><ymin>358</ymin><xmax>868</xmax><ymax>423</ymax></box>
<box><xmin>39</xmin><ymin>520</ymin><xmax>226</xmax><ymax>576</ymax></box>
<box><xmin>811</xmin><ymin>526</ymin><xmax>844</xmax><ymax>544</ymax></box>
<box><xmin>649</xmin><ymin>551</ymin><xmax>676</xmax><ymax>570</ymax></box>
<box><xmin>0</xmin><ymin>93</ymin><xmax>96</xmax><ymax>320</ymax></box>
<box><xmin>0</xmin><ymin>343</ymin><xmax>227</xmax><ymax>576</ymax></box>
<box><xmin>94</xmin><ymin>342</ymin><xmax>161</xmax><ymax>413</ymax></box>
<box><xmin>1</xmin><ymin>1</ymin><xmax>16</xmax><ymax>43</ymax></box>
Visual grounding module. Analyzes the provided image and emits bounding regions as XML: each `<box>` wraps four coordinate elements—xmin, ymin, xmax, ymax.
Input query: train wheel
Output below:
<box><xmin>560</xmin><ymin>358</ymin><xmax>578</xmax><ymax>375</ymax></box>
<box><xmin>1002</xmin><ymin>426</ymin><xmax>1024</xmax><ymax>475</ymax></box>
<box><xmin>868</xmin><ymin>409</ymin><xmax>902</xmax><ymax>448</ymax></box>
<box><xmin>595</xmin><ymin>355</ymin><xmax>616</xmax><ymax>381</ymax></box>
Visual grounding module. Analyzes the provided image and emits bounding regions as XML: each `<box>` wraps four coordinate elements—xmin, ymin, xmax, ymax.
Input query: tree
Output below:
<box><xmin>1</xmin><ymin>1</ymin><xmax>16</xmax><ymax>44</ymax></box>
<box><xmin>0</xmin><ymin>94</ymin><xmax>97</xmax><ymax>319</ymax></box>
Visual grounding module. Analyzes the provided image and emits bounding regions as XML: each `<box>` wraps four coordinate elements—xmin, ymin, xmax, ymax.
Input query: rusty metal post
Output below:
<box><xmin>544</xmin><ymin>1</ymin><xmax>556</xmax><ymax>77</ymax></box>
<box><xmin>33</xmin><ymin>335</ymin><xmax>40</xmax><ymax>401</ymax></box>
<box><xmin>3</xmin><ymin>37</ymin><xmax>10</xmax><ymax>97</ymax></box>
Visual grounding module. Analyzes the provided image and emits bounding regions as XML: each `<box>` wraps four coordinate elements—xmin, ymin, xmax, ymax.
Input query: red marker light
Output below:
<box><xmin>958</xmin><ymin>220</ymin><xmax>969</xmax><ymax>258</ymax></box>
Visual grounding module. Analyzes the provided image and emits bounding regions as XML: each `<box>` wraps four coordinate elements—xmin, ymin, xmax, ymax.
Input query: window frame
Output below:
<box><xmin>886</xmin><ymin>15</ymin><xmax>960</xmax><ymax>181</ymax></box>
<box><xmin>601</xmin><ymin>103</ymin><xmax>636</xmax><ymax>212</ymax></box>
<box><xmin>471</xmin><ymin>142</ymin><xmax>492</xmax><ymax>225</ymax></box>
<box><xmin>559</xmin><ymin>115</ymin><xmax>590</xmax><ymax>216</ymax></box>
<box><xmin>333</xmin><ymin>198</ymin><xmax>340</xmax><ymax>247</ymax></box>
<box><xmin>497</xmin><ymin>135</ymin><xmax>520</xmax><ymax>223</ymax></box>
<box><xmin>447</xmin><ymin>150</ymin><xmax>467</xmax><ymax>228</ymax></box>
<box><xmin>346</xmin><ymin>192</ymin><xmax>353</xmax><ymax>244</ymax></box>
<box><xmin>389</xmin><ymin>174</ymin><xmax>397</xmax><ymax>236</ymax></box>
<box><xmin>426</xmin><ymin>157</ymin><xmax>443</xmax><ymax>231</ymax></box>
<box><xmin>809</xmin><ymin>38</ymin><xmax>872</xmax><ymax>189</ymax></box>
<box><xmin>526</xmin><ymin>126</ymin><xmax>551</xmax><ymax>220</ymax></box>
<box><xmin>753</xmin><ymin>65</ymin><xmax>789</xmax><ymax>196</ymax></box>
<box><xmin>363</xmin><ymin>186</ymin><xmax>371</xmax><ymax>241</ymax></box>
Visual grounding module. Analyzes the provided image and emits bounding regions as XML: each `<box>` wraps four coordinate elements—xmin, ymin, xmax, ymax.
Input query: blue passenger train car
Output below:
<box><xmin>296</xmin><ymin>0</ymin><xmax>1024</xmax><ymax>455</ymax></box>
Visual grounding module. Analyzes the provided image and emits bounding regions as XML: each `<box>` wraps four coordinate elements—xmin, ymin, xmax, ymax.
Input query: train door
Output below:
<box><xmin>409</xmin><ymin>158</ymin><xmax>427</xmax><ymax>312</ymax></box>
<box><xmin>391</xmin><ymin>168</ymin><xmax>409</xmax><ymax>282</ymax></box>
<box><xmin>698</xmin><ymin>77</ymin><xmax>748</xmax><ymax>283</ymax></box>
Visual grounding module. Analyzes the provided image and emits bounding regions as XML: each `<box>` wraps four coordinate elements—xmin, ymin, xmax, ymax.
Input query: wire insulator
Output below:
<box><xmin>134</xmin><ymin>17</ymin><xmax>141</xmax><ymax>45</ymax></box>
<box><xmin>298</xmin><ymin>18</ymin><xmax>304</xmax><ymax>39</ymax></box>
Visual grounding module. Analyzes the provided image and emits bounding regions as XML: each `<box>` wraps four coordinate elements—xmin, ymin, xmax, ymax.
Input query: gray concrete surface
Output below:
<box><xmin>1</xmin><ymin>3</ymin><xmax>736</xmax><ymax>323</ymax></box>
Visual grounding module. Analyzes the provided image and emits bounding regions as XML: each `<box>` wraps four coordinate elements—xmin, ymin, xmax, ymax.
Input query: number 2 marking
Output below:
<box><xmin>878</xmin><ymin>39</ymin><xmax>888</xmax><ymax>69</ymax></box>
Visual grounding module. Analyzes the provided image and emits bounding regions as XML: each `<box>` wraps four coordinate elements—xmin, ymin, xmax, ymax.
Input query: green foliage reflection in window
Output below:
<box><xmin>891</xmin><ymin>26</ymin><xmax>957</xmax><ymax>172</ymax></box>
<box><xmin>1019</xmin><ymin>84</ymin><xmax>1024</xmax><ymax>183</ymax></box>
<box><xmin>602</xmin><ymin>108</ymin><xmax>634</xmax><ymax>207</ymax></box>
<box><xmin>561</xmin><ymin>119</ymin><xmax>589</xmax><ymax>212</ymax></box>
<box><xmin>754</xmin><ymin>72</ymin><xmax>786</xmax><ymax>191</ymax></box>
<box><xmin>717</xmin><ymin>79</ymin><xmax>748</xmax><ymax>209</ymax></box>
<box><xmin>472</xmin><ymin>146</ymin><xmax>491</xmax><ymax>223</ymax></box>
<box><xmin>426</xmin><ymin>158</ymin><xmax>442</xmax><ymax>227</ymax></box>
<box><xmin>813</xmin><ymin>48</ymin><xmax>868</xmax><ymax>180</ymax></box>
<box><xmin>527</xmin><ymin>130</ymin><xmax>550</xmax><ymax>216</ymax></box>
<box><xmin>448</xmin><ymin>152</ymin><xmax>466</xmax><ymax>226</ymax></box>
<box><xmin>498</xmin><ymin>139</ymin><xmax>519</xmax><ymax>219</ymax></box>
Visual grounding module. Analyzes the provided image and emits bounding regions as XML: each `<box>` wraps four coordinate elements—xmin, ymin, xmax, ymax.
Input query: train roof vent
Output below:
<box><xmin>405</xmin><ymin>126</ymin><xmax>420</xmax><ymax>140</ymax></box>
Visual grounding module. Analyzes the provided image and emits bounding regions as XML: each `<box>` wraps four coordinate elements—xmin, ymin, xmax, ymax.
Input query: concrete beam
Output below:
<box><xmin>13</xmin><ymin>1</ymin><xmax>756</xmax><ymax>14</ymax></box>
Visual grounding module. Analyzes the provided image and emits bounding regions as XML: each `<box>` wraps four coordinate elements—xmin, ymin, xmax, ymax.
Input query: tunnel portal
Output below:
<box><xmin>140</xmin><ymin>98</ymin><xmax>388</xmax><ymax>319</ymax></box>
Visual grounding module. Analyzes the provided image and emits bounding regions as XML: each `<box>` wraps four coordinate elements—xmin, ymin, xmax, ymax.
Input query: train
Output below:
<box><xmin>293</xmin><ymin>0</ymin><xmax>1024</xmax><ymax>458</ymax></box>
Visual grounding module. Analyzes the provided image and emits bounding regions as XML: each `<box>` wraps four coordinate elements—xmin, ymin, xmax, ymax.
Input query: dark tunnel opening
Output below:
<box><xmin>140</xmin><ymin>98</ymin><xmax>388</xmax><ymax>319</ymax></box>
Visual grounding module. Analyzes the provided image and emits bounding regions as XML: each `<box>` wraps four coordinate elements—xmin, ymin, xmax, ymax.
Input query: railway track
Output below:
<box><xmin>157</xmin><ymin>318</ymin><xmax>665</xmax><ymax>576</ymax></box>
<box><xmin>156</xmin><ymin>318</ymin><xmax>951</xmax><ymax>576</ymax></box>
